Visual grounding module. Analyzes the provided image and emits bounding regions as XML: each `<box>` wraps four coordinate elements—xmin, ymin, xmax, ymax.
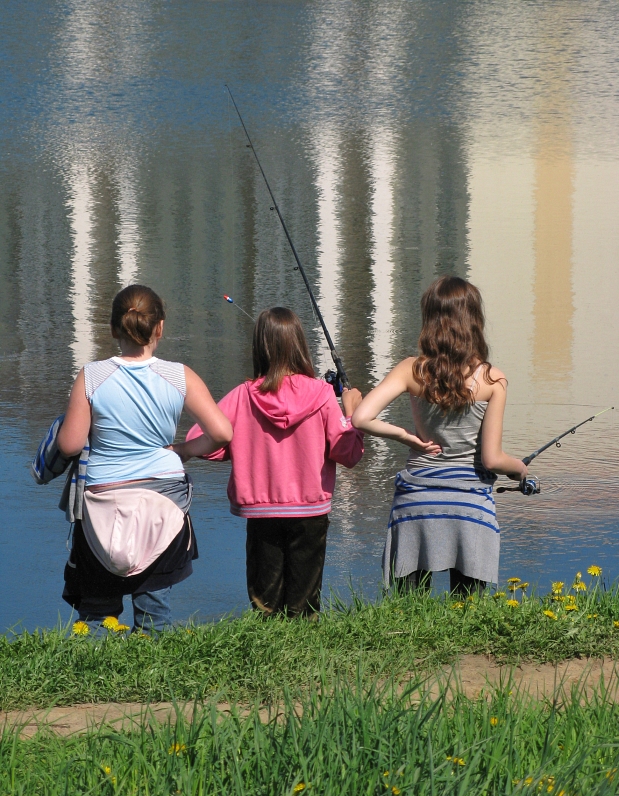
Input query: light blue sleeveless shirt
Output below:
<box><xmin>84</xmin><ymin>356</ymin><xmax>186</xmax><ymax>486</ymax></box>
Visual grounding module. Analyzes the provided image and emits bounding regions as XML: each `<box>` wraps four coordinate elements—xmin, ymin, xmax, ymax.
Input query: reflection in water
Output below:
<box><xmin>532</xmin><ymin>15</ymin><xmax>574</xmax><ymax>390</ymax></box>
<box><xmin>67</xmin><ymin>164</ymin><xmax>96</xmax><ymax>370</ymax></box>
<box><xmin>369</xmin><ymin>128</ymin><xmax>396</xmax><ymax>384</ymax></box>
<box><xmin>116</xmin><ymin>164</ymin><xmax>140</xmax><ymax>287</ymax></box>
<box><xmin>313</xmin><ymin>127</ymin><xmax>343</xmax><ymax>377</ymax></box>
<box><xmin>2</xmin><ymin>0</ymin><xmax>619</xmax><ymax>629</ymax></box>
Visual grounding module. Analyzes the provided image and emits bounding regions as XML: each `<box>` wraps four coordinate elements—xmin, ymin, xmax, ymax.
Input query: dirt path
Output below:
<box><xmin>3</xmin><ymin>656</ymin><xmax>618</xmax><ymax>738</ymax></box>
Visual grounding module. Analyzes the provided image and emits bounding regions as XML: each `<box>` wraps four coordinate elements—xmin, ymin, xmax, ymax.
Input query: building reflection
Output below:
<box><xmin>532</xmin><ymin>33</ymin><xmax>574</xmax><ymax>390</ymax></box>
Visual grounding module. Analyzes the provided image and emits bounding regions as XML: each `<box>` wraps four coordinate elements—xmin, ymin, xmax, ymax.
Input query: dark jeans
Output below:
<box><xmin>394</xmin><ymin>569</ymin><xmax>486</xmax><ymax>597</ymax></box>
<box><xmin>246</xmin><ymin>514</ymin><xmax>329</xmax><ymax>618</ymax></box>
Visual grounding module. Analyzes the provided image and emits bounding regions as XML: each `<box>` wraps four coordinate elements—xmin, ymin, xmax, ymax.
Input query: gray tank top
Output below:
<box><xmin>405</xmin><ymin>366</ymin><xmax>488</xmax><ymax>469</ymax></box>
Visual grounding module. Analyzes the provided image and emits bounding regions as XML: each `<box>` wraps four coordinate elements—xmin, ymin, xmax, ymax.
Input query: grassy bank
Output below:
<box><xmin>2</xmin><ymin>674</ymin><xmax>619</xmax><ymax>795</ymax></box>
<box><xmin>2</xmin><ymin>570</ymin><xmax>619</xmax><ymax>711</ymax></box>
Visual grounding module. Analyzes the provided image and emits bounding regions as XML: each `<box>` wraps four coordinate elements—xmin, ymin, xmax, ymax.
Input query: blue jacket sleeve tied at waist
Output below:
<box><xmin>30</xmin><ymin>414</ymin><xmax>89</xmax><ymax>522</ymax></box>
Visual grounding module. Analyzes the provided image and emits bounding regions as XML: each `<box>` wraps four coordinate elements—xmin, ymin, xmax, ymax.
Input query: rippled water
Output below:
<box><xmin>1</xmin><ymin>0</ymin><xmax>619</xmax><ymax>630</ymax></box>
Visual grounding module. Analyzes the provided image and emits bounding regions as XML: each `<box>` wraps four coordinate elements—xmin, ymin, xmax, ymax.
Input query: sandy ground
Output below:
<box><xmin>3</xmin><ymin>655</ymin><xmax>619</xmax><ymax>738</ymax></box>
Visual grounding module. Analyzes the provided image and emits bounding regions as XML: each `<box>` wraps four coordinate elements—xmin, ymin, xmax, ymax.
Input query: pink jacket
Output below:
<box><xmin>186</xmin><ymin>375</ymin><xmax>364</xmax><ymax>518</ymax></box>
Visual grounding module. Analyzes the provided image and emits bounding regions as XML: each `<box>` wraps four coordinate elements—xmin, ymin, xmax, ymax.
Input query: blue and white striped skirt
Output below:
<box><xmin>383</xmin><ymin>465</ymin><xmax>499</xmax><ymax>586</ymax></box>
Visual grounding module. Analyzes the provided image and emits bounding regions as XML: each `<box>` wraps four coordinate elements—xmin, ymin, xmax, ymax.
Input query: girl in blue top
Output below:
<box><xmin>58</xmin><ymin>285</ymin><xmax>232</xmax><ymax>632</ymax></box>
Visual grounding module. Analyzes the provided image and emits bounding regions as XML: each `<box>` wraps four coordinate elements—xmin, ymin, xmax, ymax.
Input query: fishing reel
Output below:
<box><xmin>496</xmin><ymin>476</ymin><xmax>541</xmax><ymax>496</ymax></box>
<box><xmin>324</xmin><ymin>369</ymin><xmax>344</xmax><ymax>397</ymax></box>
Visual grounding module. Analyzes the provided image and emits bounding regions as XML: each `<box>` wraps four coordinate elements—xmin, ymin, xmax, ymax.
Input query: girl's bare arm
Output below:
<box><xmin>352</xmin><ymin>359</ymin><xmax>441</xmax><ymax>454</ymax></box>
<box><xmin>480</xmin><ymin>372</ymin><xmax>527</xmax><ymax>479</ymax></box>
<box><xmin>57</xmin><ymin>369</ymin><xmax>91</xmax><ymax>456</ymax></box>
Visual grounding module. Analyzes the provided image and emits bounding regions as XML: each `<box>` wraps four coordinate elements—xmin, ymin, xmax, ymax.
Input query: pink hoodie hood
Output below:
<box><xmin>247</xmin><ymin>375</ymin><xmax>332</xmax><ymax>430</ymax></box>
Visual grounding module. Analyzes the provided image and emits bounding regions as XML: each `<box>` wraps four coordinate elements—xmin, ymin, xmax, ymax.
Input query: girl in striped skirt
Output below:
<box><xmin>352</xmin><ymin>276</ymin><xmax>526</xmax><ymax>595</ymax></box>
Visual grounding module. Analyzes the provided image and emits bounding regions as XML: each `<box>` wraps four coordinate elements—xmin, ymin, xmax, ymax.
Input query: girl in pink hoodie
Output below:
<box><xmin>175</xmin><ymin>307</ymin><xmax>364</xmax><ymax>618</ymax></box>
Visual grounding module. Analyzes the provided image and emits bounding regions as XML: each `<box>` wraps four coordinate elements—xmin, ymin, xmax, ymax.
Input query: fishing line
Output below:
<box><xmin>223</xmin><ymin>295</ymin><xmax>255</xmax><ymax>322</ymax></box>
<box><xmin>224</xmin><ymin>90</ymin><xmax>240</xmax><ymax>304</ymax></box>
<box><xmin>224</xmin><ymin>84</ymin><xmax>350</xmax><ymax>394</ymax></box>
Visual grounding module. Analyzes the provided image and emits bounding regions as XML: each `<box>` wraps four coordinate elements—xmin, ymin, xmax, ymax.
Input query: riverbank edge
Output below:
<box><xmin>2</xmin><ymin>577</ymin><xmax>619</xmax><ymax>712</ymax></box>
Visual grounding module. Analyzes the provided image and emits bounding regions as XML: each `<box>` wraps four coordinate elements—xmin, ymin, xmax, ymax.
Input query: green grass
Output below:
<box><xmin>1</xmin><ymin>571</ymin><xmax>619</xmax><ymax>711</ymax></box>
<box><xmin>2</xmin><ymin>672</ymin><xmax>619</xmax><ymax>795</ymax></box>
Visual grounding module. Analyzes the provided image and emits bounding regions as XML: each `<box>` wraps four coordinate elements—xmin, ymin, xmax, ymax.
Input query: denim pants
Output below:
<box><xmin>77</xmin><ymin>587</ymin><xmax>172</xmax><ymax>633</ymax></box>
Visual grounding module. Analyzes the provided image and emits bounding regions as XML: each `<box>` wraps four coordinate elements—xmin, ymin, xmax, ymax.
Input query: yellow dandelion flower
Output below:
<box><xmin>392</xmin><ymin>788</ymin><xmax>401</xmax><ymax>795</ymax></box>
<box><xmin>613</xmin><ymin>621</ymin><xmax>619</xmax><ymax>628</ymax></box>
<box><xmin>588</xmin><ymin>565</ymin><xmax>602</xmax><ymax>576</ymax></box>
<box><xmin>565</xmin><ymin>594</ymin><xmax>577</xmax><ymax>604</ymax></box>
<box><xmin>168</xmin><ymin>742</ymin><xmax>186</xmax><ymax>756</ymax></box>
<box><xmin>446</xmin><ymin>756</ymin><xmax>452</xmax><ymax>761</ymax></box>
<box><xmin>454</xmin><ymin>757</ymin><xmax>465</xmax><ymax>766</ymax></box>
<box><xmin>573</xmin><ymin>581</ymin><xmax>587</xmax><ymax>592</ymax></box>
<box><xmin>551</xmin><ymin>581</ymin><xmax>564</xmax><ymax>593</ymax></box>
<box><xmin>517</xmin><ymin>582</ymin><xmax>529</xmax><ymax>590</ymax></box>
<box><xmin>451</xmin><ymin>602</ymin><xmax>465</xmax><ymax>609</ymax></box>
<box><xmin>490</xmin><ymin>717</ymin><xmax>498</xmax><ymax>726</ymax></box>
<box><xmin>575</xmin><ymin>572</ymin><xmax>582</xmax><ymax>580</ymax></box>
<box><xmin>552</xmin><ymin>595</ymin><xmax>565</xmax><ymax>602</ymax></box>
<box><xmin>524</xmin><ymin>776</ymin><xmax>534</xmax><ymax>785</ymax></box>
<box><xmin>493</xmin><ymin>592</ymin><xmax>506</xmax><ymax>598</ymax></box>
<box><xmin>72</xmin><ymin>621</ymin><xmax>89</xmax><ymax>636</ymax></box>
<box><xmin>543</xmin><ymin>610</ymin><xmax>557</xmax><ymax>620</ymax></box>
<box><xmin>565</xmin><ymin>604</ymin><xmax>577</xmax><ymax>612</ymax></box>
<box><xmin>506</xmin><ymin>599</ymin><xmax>519</xmax><ymax>608</ymax></box>
<box><xmin>114</xmin><ymin>624</ymin><xmax>130</xmax><ymax>632</ymax></box>
<box><xmin>467</xmin><ymin>595</ymin><xmax>475</xmax><ymax>602</ymax></box>
<box><xmin>102</xmin><ymin>766</ymin><xmax>117</xmax><ymax>785</ymax></box>
<box><xmin>587</xmin><ymin>613</ymin><xmax>599</xmax><ymax>619</ymax></box>
<box><xmin>293</xmin><ymin>784</ymin><xmax>306</xmax><ymax>793</ymax></box>
<box><xmin>383</xmin><ymin>771</ymin><xmax>390</xmax><ymax>777</ymax></box>
<box><xmin>507</xmin><ymin>577</ymin><xmax>521</xmax><ymax>584</ymax></box>
<box><xmin>102</xmin><ymin>616</ymin><xmax>119</xmax><ymax>630</ymax></box>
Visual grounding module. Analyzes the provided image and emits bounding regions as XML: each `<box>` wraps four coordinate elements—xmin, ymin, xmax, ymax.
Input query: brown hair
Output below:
<box><xmin>252</xmin><ymin>307</ymin><xmax>315</xmax><ymax>393</ymax></box>
<box><xmin>412</xmin><ymin>276</ymin><xmax>496</xmax><ymax>412</ymax></box>
<box><xmin>110</xmin><ymin>285</ymin><xmax>166</xmax><ymax>346</ymax></box>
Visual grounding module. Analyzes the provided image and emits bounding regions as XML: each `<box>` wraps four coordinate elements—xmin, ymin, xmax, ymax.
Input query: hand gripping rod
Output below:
<box><xmin>225</xmin><ymin>85</ymin><xmax>350</xmax><ymax>390</ymax></box>
<box><xmin>522</xmin><ymin>406</ymin><xmax>614</xmax><ymax>466</ymax></box>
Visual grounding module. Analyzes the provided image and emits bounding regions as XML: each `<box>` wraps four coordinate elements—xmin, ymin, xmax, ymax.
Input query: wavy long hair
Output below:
<box><xmin>252</xmin><ymin>307</ymin><xmax>315</xmax><ymax>393</ymax></box>
<box><xmin>412</xmin><ymin>277</ymin><xmax>496</xmax><ymax>412</ymax></box>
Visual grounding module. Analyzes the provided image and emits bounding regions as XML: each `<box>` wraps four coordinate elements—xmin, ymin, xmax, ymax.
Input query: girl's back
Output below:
<box><xmin>85</xmin><ymin>356</ymin><xmax>185</xmax><ymax>486</ymax></box>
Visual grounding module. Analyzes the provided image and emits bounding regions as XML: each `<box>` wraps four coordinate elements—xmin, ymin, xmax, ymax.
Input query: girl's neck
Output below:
<box><xmin>117</xmin><ymin>341</ymin><xmax>158</xmax><ymax>361</ymax></box>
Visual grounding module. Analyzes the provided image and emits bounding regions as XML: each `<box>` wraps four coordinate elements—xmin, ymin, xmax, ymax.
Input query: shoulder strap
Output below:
<box><xmin>468</xmin><ymin>364</ymin><xmax>484</xmax><ymax>392</ymax></box>
<box><xmin>84</xmin><ymin>359</ymin><xmax>119</xmax><ymax>401</ymax></box>
<box><xmin>149</xmin><ymin>359</ymin><xmax>186</xmax><ymax>397</ymax></box>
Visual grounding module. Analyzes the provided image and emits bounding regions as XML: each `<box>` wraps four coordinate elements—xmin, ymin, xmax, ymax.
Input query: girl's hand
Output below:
<box><xmin>402</xmin><ymin>432</ymin><xmax>442</xmax><ymax>455</ymax></box>
<box><xmin>165</xmin><ymin>443</ymin><xmax>191</xmax><ymax>463</ymax></box>
<box><xmin>341</xmin><ymin>387</ymin><xmax>363</xmax><ymax>416</ymax></box>
<box><xmin>507</xmin><ymin>461</ymin><xmax>528</xmax><ymax>481</ymax></box>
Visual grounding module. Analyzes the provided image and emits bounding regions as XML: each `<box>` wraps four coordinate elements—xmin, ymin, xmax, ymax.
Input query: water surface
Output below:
<box><xmin>1</xmin><ymin>0</ymin><xmax>619</xmax><ymax>630</ymax></box>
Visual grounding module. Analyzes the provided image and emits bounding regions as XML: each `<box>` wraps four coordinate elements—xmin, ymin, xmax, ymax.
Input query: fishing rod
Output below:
<box><xmin>497</xmin><ymin>406</ymin><xmax>614</xmax><ymax>495</ymax></box>
<box><xmin>522</xmin><ymin>406</ymin><xmax>614</xmax><ymax>466</ymax></box>
<box><xmin>224</xmin><ymin>84</ymin><xmax>350</xmax><ymax>395</ymax></box>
